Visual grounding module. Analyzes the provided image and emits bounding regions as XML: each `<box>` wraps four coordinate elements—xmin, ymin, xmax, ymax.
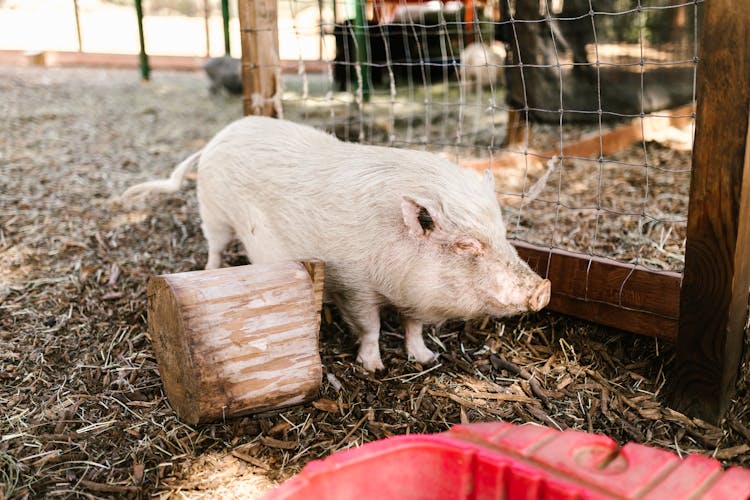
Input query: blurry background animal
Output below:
<box><xmin>203</xmin><ymin>55</ymin><xmax>242</xmax><ymax>95</ymax></box>
<box><xmin>459</xmin><ymin>41</ymin><xmax>506</xmax><ymax>97</ymax></box>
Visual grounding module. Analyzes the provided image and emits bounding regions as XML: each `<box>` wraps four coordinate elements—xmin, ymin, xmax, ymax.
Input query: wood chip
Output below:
<box><xmin>333</xmin><ymin>413</ymin><xmax>369</xmax><ymax>451</ymax></box>
<box><xmin>456</xmin><ymin>389</ymin><xmax>537</xmax><ymax>404</ymax></box>
<box><xmin>313</xmin><ymin>398</ymin><xmax>340</xmax><ymax>414</ymax></box>
<box><xmin>460</xmin><ymin>406</ymin><xmax>470</xmax><ymax>425</ymax></box>
<box><xmin>268</xmin><ymin>422</ymin><xmax>292</xmax><ymax>436</ymax></box>
<box><xmin>326</xmin><ymin>373</ymin><xmax>343</xmax><ymax>392</ymax></box>
<box><xmin>133</xmin><ymin>463</ymin><xmax>145</xmax><ymax>485</ymax></box>
<box><xmin>232</xmin><ymin>450</ymin><xmax>271</xmax><ymax>470</ymax></box>
<box><xmin>428</xmin><ymin>390</ymin><xmax>515</xmax><ymax>417</ymax></box>
<box><xmin>79</xmin><ymin>480</ymin><xmax>140</xmax><ymax>493</ymax></box>
<box><xmin>714</xmin><ymin>445</ymin><xmax>750</xmax><ymax>460</ymax></box>
<box><xmin>107</xmin><ymin>263</ymin><xmax>121</xmax><ymax>286</ymax></box>
<box><xmin>259</xmin><ymin>436</ymin><xmax>298</xmax><ymax>450</ymax></box>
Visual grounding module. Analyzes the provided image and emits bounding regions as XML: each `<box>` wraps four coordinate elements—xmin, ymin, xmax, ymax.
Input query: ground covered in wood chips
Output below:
<box><xmin>2</xmin><ymin>66</ymin><xmax>750</xmax><ymax>499</ymax></box>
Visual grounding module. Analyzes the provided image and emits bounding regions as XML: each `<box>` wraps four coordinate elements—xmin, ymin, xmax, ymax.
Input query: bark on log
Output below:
<box><xmin>147</xmin><ymin>260</ymin><xmax>324</xmax><ymax>424</ymax></box>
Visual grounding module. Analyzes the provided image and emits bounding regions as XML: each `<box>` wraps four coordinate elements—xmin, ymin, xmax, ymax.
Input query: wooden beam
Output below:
<box><xmin>672</xmin><ymin>0</ymin><xmax>750</xmax><ymax>422</ymax></box>
<box><xmin>238</xmin><ymin>0</ymin><xmax>281</xmax><ymax>117</ymax></box>
<box><xmin>549</xmin><ymin>104</ymin><xmax>693</xmax><ymax>160</ymax></box>
<box><xmin>461</xmin><ymin>104</ymin><xmax>694</xmax><ymax>172</ymax></box>
<box><xmin>0</xmin><ymin>49</ymin><xmax>328</xmax><ymax>73</ymax></box>
<box><xmin>513</xmin><ymin>241</ymin><xmax>681</xmax><ymax>340</ymax></box>
<box><xmin>42</xmin><ymin>51</ymin><xmax>205</xmax><ymax>71</ymax></box>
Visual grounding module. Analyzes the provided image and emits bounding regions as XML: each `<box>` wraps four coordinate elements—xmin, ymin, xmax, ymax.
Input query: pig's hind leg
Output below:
<box><xmin>199</xmin><ymin>208</ymin><xmax>234</xmax><ymax>270</ymax></box>
<box><xmin>401</xmin><ymin>317</ymin><xmax>438</xmax><ymax>364</ymax></box>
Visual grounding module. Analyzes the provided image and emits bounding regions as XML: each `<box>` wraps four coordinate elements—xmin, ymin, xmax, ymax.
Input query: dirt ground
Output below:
<box><xmin>2</xmin><ymin>66</ymin><xmax>750</xmax><ymax>499</ymax></box>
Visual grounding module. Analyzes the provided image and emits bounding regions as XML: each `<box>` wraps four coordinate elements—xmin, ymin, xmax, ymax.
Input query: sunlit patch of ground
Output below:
<box><xmin>157</xmin><ymin>452</ymin><xmax>276</xmax><ymax>499</ymax></box>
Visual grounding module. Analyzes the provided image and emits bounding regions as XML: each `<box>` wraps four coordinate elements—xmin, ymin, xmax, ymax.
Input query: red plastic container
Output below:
<box><xmin>261</xmin><ymin>422</ymin><xmax>750</xmax><ymax>499</ymax></box>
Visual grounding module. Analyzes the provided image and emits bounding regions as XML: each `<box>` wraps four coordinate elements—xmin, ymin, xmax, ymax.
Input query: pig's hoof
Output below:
<box><xmin>408</xmin><ymin>347</ymin><xmax>439</xmax><ymax>365</ymax></box>
<box><xmin>357</xmin><ymin>353</ymin><xmax>385</xmax><ymax>372</ymax></box>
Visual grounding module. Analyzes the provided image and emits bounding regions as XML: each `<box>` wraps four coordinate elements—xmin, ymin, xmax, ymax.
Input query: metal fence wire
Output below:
<box><xmin>274</xmin><ymin>0</ymin><xmax>700</xmax><ymax>277</ymax></box>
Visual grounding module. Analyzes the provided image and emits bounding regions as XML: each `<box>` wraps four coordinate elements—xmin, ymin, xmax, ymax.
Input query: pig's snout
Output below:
<box><xmin>528</xmin><ymin>279</ymin><xmax>551</xmax><ymax>311</ymax></box>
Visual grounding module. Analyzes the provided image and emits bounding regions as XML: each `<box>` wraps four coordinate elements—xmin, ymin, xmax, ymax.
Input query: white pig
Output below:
<box><xmin>121</xmin><ymin>117</ymin><xmax>551</xmax><ymax>371</ymax></box>
<box><xmin>460</xmin><ymin>41</ymin><xmax>506</xmax><ymax>95</ymax></box>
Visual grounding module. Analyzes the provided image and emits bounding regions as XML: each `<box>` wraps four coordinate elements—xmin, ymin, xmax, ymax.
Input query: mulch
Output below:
<box><xmin>1</xmin><ymin>66</ymin><xmax>749</xmax><ymax>499</ymax></box>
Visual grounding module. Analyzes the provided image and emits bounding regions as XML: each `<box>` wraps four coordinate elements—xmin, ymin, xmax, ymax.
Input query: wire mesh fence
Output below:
<box><xmin>273</xmin><ymin>0</ymin><xmax>700</xmax><ymax>275</ymax></box>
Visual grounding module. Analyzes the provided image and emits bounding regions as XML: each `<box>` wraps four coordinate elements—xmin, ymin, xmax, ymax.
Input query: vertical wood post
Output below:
<box><xmin>72</xmin><ymin>0</ymin><xmax>83</xmax><ymax>52</ymax></box>
<box><xmin>203</xmin><ymin>0</ymin><xmax>211</xmax><ymax>57</ymax></box>
<box><xmin>238</xmin><ymin>0</ymin><xmax>281</xmax><ymax>117</ymax></box>
<box><xmin>672</xmin><ymin>0</ymin><xmax>750</xmax><ymax>422</ymax></box>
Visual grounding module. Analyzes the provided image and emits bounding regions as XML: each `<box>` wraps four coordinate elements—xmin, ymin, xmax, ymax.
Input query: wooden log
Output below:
<box><xmin>672</xmin><ymin>0</ymin><xmax>750</xmax><ymax>422</ymax></box>
<box><xmin>147</xmin><ymin>260</ymin><xmax>324</xmax><ymax>424</ymax></box>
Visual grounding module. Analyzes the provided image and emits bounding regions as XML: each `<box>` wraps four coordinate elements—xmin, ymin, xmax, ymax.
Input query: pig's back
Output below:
<box><xmin>198</xmin><ymin>116</ymin><xmax>346</xmax><ymax>198</ymax></box>
<box><xmin>196</xmin><ymin>117</ymin><xmax>404</xmax><ymax>267</ymax></box>
<box><xmin>196</xmin><ymin>116</ymin><xmax>381</xmax><ymax>207</ymax></box>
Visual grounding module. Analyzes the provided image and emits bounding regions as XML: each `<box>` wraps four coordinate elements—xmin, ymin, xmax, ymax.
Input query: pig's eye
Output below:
<box><xmin>454</xmin><ymin>238</ymin><xmax>484</xmax><ymax>256</ymax></box>
<box><xmin>417</xmin><ymin>207</ymin><xmax>434</xmax><ymax>232</ymax></box>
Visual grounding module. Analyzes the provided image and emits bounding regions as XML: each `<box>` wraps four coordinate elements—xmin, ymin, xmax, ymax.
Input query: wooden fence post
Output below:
<box><xmin>238</xmin><ymin>0</ymin><xmax>282</xmax><ymax>117</ymax></box>
<box><xmin>73</xmin><ymin>0</ymin><xmax>83</xmax><ymax>53</ymax></box>
<box><xmin>203</xmin><ymin>0</ymin><xmax>211</xmax><ymax>57</ymax></box>
<box><xmin>672</xmin><ymin>0</ymin><xmax>750</xmax><ymax>422</ymax></box>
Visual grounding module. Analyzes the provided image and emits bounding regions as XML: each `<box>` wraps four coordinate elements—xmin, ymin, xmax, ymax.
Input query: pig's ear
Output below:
<box><xmin>401</xmin><ymin>196</ymin><xmax>440</xmax><ymax>238</ymax></box>
<box><xmin>453</xmin><ymin>237</ymin><xmax>485</xmax><ymax>256</ymax></box>
<box><xmin>483</xmin><ymin>169</ymin><xmax>495</xmax><ymax>191</ymax></box>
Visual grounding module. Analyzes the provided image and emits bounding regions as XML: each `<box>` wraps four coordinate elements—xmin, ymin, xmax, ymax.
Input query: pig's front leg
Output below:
<box><xmin>338</xmin><ymin>298</ymin><xmax>385</xmax><ymax>372</ymax></box>
<box><xmin>354</xmin><ymin>305</ymin><xmax>385</xmax><ymax>372</ymax></box>
<box><xmin>402</xmin><ymin>317</ymin><xmax>438</xmax><ymax>364</ymax></box>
